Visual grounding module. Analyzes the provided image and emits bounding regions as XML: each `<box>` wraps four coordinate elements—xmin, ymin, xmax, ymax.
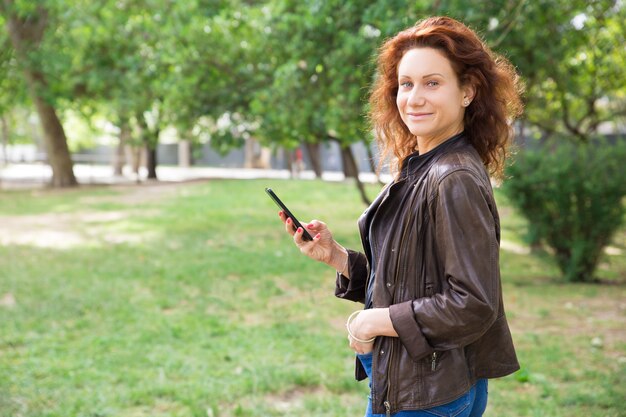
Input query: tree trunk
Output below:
<box><xmin>244</xmin><ymin>137</ymin><xmax>271</xmax><ymax>169</ymax></box>
<box><xmin>284</xmin><ymin>147</ymin><xmax>293</xmax><ymax>174</ymax></box>
<box><xmin>125</xmin><ymin>144</ymin><xmax>142</xmax><ymax>183</ymax></box>
<box><xmin>338</xmin><ymin>141</ymin><xmax>370</xmax><ymax>206</ymax></box>
<box><xmin>304</xmin><ymin>142</ymin><xmax>323</xmax><ymax>178</ymax></box>
<box><xmin>340</xmin><ymin>144</ymin><xmax>358</xmax><ymax>179</ymax></box>
<box><xmin>178</xmin><ymin>139</ymin><xmax>192</xmax><ymax>167</ymax></box>
<box><xmin>31</xmin><ymin>93</ymin><xmax>77</xmax><ymax>187</ymax></box>
<box><xmin>113</xmin><ymin>121</ymin><xmax>130</xmax><ymax>176</ymax></box>
<box><xmin>136</xmin><ymin>112</ymin><xmax>158</xmax><ymax>180</ymax></box>
<box><xmin>145</xmin><ymin>142</ymin><xmax>157</xmax><ymax>179</ymax></box>
<box><xmin>364</xmin><ymin>140</ymin><xmax>384</xmax><ymax>185</ymax></box>
<box><xmin>244</xmin><ymin>137</ymin><xmax>255</xmax><ymax>168</ymax></box>
<box><xmin>5</xmin><ymin>2</ymin><xmax>77</xmax><ymax>187</ymax></box>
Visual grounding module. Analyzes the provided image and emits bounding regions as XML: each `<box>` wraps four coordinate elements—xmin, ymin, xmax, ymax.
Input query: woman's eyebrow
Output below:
<box><xmin>422</xmin><ymin>73</ymin><xmax>445</xmax><ymax>78</ymax></box>
<box><xmin>398</xmin><ymin>72</ymin><xmax>445</xmax><ymax>79</ymax></box>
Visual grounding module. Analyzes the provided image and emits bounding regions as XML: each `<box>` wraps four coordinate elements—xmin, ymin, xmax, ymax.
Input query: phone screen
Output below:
<box><xmin>265</xmin><ymin>188</ymin><xmax>313</xmax><ymax>241</ymax></box>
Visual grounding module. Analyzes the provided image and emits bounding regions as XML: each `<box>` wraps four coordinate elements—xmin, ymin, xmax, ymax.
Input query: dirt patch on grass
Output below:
<box><xmin>0</xmin><ymin>183</ymin><xmax>179</xmax><ymax>249</ymax></box>
<box><xmin>0</xmin><ymin>210</ymin><xmax>158</xmax><ymax>248</ymax></box>
<box><xmin>265</xmin><ymin>386</ymin><xmax>327</xmax><ymax>412</ymax></box>
<box><xmin>221</xmin><ymin>386</ymin><xmax>363</xmax><ymax>416</ymax></box>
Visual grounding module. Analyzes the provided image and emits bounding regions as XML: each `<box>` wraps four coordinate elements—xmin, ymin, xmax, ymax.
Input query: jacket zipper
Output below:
<box><xmin>384</xmin><ymin>338</ymin><xmax>395</xmax><ymax>416</ymax></box>
<box><xmin>365</xmin><ymin>182</ymin><xmax>400</xmax><ymax>415</ymax></box>
<box><xmin>431</xmin><ymin>352</ymin><xmax>438</xmax><ymax>371</ymax></box>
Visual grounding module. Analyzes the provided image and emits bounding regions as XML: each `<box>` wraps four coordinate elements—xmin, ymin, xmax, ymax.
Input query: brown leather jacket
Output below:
<box><xmin>335</xmin><ymin>136</ymin><xmax>519</xmax><ymax>414</ymax></box>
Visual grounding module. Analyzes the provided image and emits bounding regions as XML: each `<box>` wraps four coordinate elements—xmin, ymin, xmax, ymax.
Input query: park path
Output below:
<box><xmin>0</xmin><ymin>162</ymin><xmax>388</xmax><ymax>190</ymax></box>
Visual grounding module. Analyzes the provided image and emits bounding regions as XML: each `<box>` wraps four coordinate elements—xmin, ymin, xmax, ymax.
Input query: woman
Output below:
<box><xmin>278</xmin><ymin>16</ymin><xmax>523</xmax><ymax>416</ymax></box>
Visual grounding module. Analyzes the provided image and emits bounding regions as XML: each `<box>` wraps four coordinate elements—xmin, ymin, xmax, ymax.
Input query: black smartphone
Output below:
<box><xmin>265</xmin><ymin>187</ymin><xmax>313</xmax><ymax>241</ymax></box>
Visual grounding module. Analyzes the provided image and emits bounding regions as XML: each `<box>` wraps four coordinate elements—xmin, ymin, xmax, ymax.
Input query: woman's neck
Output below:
<box><xmin>415</xmin><ymin>125</ymin><xmax>464</xmax><ymax>155</ymax></box>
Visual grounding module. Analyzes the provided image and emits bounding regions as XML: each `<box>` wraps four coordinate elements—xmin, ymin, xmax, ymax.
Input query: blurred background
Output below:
<box><xmin>0</xmin><ymin>1</ymin><xmax>625</xmax><ymax>416</ymax></box>
<box><xmin>0</xmin><ymin>0</ymin><xmax>624</xmax><ymax>188</ymax></box>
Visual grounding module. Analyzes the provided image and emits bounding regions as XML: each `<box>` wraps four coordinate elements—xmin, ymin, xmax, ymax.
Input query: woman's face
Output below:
<box><xmin>396</xmin><ymin>47</ymin><xmax>472</xmax><ymax>145</ymax></box>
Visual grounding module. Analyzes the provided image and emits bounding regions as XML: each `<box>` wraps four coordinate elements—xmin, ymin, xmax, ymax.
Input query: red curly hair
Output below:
<box><xmin>369</xmin><ymin>16</ymin><xmax>524</xmax><ymax>179</ymax></box>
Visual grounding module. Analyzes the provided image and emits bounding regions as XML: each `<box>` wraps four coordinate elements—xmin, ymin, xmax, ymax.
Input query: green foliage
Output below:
<box><xmin>481</xmin><ymin>0</ymin><xmax>626</xmax><ymax>141</ymax></box>
<box><xmin>0</xmin><ymin>29</ymin><xmax>27</xmax><ymax>118</ymax></box>
<box><xmin>2</xmin><ymin>0</ymin><xmax>625</xmax><ymax>173</ymax></box>
<box><xmin>503</xmin><ymin>138</ymin><xmax>626</xmax><ymax>282</ymax></box>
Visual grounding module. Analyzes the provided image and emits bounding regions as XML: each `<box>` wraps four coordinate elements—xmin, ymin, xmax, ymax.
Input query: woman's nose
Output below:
<box><xmin>407</xmin><ymin>87</ymin><xmax>425</xmax><ymax>106</ymax></box>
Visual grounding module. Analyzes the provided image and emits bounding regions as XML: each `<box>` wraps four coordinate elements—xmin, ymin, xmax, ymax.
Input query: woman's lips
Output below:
<box><xmin>407</xmin><ymin>112</ymin><xmax>433</xmax><ymax>120</ymax></box>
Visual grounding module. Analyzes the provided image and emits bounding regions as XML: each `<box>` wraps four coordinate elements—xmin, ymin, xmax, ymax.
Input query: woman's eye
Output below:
<box><xmin>400</xmin><ymin>81</ymin><xmax>413</xmax><ymax>88</ymax></box>
<box><xmin>426</xmin><ymin>80</ymin><xmax>439</xmax><ymax>87</ymax></box>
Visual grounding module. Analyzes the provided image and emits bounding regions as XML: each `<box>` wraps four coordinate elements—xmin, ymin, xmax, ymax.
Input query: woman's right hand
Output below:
<box><xmin>278</xmin><ymin>211</ymin><xmax>348</xmax><ymax>273</ymax></box>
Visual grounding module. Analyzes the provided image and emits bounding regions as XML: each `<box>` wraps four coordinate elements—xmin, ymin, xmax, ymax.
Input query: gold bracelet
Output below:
<box><xmin>346</xmin><ymin>310</ymin><xmax>376</xmax><ymax>343</ymax></box>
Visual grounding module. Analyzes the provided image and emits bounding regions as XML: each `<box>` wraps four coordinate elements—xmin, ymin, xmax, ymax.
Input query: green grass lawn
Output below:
<box><xmin>0</xmin><ymin>179</ymin><xmax>624</xmax><ymax>417</ymax></box>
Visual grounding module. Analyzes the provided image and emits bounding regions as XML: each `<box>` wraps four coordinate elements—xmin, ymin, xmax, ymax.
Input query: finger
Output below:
<box><xmin>279</xmin><ymin>211</ymin><xmax>293</xmax><ymax>230</ymax></box>
<box><xmin>350</xmin><ymin>337</ymin><xmax>375</xmax><ymax>352</ymax></box>
<box><xmin>284</xmin><ymin>217</ymin><xmax>296</xmax><ymax>236</ymax></box>
<box><xmin>293</xmin><ymin>226</ymin><xmax>308</xmax><ymax>246</ymax></box>
<box><xmin>351</xmin><ymin>342</ymin><xmax>372</xmax><ymax>354</ymax></box>
<box><xmin>306</xmin><ymin>219</ymin><xmax>325</xmax><ymax>231</ymax></box>
<box><xmin>296</xmin><ymin>229</ymin><xmax>321</xmax><ymax>252</ymax></box>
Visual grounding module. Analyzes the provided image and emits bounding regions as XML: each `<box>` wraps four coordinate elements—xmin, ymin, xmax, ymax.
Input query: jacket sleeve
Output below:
<box><xmin>389</xmin><ymin>170</ymin><xmax>500</xmax><ymax>360</ymax></box>
<box><xmin>334</xmin><ymin>249</ymin><xmax>369</xmax><ymax>303</ymax></box>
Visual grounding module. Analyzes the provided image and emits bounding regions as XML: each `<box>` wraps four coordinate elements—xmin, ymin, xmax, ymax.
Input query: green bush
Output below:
<box><xmin>502</xmin><ymin>138</ymin><xmax>626</xmax><ymax>282</ymax></box>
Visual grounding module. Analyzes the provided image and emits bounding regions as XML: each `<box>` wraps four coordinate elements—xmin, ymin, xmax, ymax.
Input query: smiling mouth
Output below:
<box><xmin>407</xmin><ymin>112</ymin><xmax>432</xmax><ymax>119</ymax></box>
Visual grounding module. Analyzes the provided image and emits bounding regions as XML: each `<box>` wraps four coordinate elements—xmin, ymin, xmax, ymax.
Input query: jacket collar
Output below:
<box><xmin>400</xmin><ymin>132</ymin><xmax>466</xmax><ymax>179</ymax></box>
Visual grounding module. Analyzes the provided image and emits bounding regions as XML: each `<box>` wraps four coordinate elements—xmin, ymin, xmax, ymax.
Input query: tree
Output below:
<box><xmin>503</xmin><ymin>139</ymin><xmax>626</xmax><ymax>282</ymax></box>
<box><xmin>160</xmin><ymin>1</ymin><xmax>251</xmax><ymax>160</ymax></box>
<box><xmin>487</xmin><ymin>0</ymin><xmax>626</xmax><ymax>142</ymax></box>
<box><xmin>65</xmin><ymin>0</ymin><xmax>173</xmax><ymax>180</ymax></box>
<box><xmin>1</xmin><ymin>0</ymin><xmax>76</xmax><ymax>186</ymax></box>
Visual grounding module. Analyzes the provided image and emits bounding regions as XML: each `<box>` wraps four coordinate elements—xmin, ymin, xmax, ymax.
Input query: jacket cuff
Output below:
<box><xmin>334</xmin><ymin>249</ymin><xmax>368</xmax><ymax>303</ymax></box>
<box><xmin>389</xmin><ymin>300</ymin><xmax>435</xmax><ymax>361</ymax></box>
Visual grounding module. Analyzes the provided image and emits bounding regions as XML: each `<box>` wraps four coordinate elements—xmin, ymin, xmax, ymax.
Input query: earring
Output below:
<box><xmin>463</xmin><ymin>99</ymin><xmax>470</xmax><ymax>106</ymax></box>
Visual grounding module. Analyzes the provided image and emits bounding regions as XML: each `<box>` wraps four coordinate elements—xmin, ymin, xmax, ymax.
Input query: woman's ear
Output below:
<box><xmin>462</xmin><ymin>84</ymin><xmax>476</xmax><ymax>107</ymax></box>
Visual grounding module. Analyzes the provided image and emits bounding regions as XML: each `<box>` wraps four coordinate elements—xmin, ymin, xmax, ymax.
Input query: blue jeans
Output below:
<box><xmin>357</xmin><ymin>352</ymin><xmax>488</xmax><ymax>417</ymax></box>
